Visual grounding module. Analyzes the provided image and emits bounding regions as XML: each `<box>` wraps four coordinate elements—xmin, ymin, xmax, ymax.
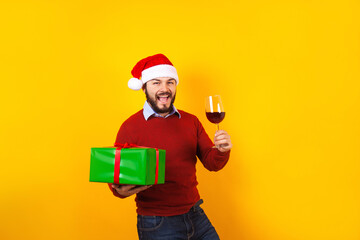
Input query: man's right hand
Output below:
<box><xmin>111</xmin><ymin>184</ymin><xmax>152</xmax><ymax>197</ymax></box>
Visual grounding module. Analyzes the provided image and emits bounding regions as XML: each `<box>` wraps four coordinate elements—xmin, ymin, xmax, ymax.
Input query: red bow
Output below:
<box><xmin>113</xmin><ymin>143</ymin><xmax>159</xmax><ymax>185</ymax></box>
<box><xmin>114</xmin><ymin>142</ymin><xmax>139</xmax><ymax>148</ymax></box>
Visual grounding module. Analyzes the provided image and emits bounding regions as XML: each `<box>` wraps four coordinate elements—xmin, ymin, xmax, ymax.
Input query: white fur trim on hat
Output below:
<box><xmin>128</xmin><ymin>77</ymin><xmax>143</xmax><ymax>91</ymax></box>
<box><xmin>141</xmin><ymin>64</ymin><xmax>179</xmax><ymax>85</ymax></box>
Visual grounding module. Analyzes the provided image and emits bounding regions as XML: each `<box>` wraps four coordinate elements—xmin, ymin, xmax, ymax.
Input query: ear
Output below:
<box><xmin>142</xmin><ymin>82</ymin><xmax>147</xmax><ymax>92</ymax></box>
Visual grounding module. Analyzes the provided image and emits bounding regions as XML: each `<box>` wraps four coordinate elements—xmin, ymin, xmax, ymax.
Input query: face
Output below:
<box><xmin>144</xmin><ymin>77</ymin><xmax>177</xmax><ymax>116</ymax></box>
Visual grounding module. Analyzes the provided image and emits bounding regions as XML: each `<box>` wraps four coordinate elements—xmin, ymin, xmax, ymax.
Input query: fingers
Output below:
<box><xmin>214</xmin><ymin>130</ymin><xmax>232</xmax><ymax>152</ymax></box>
<box><xmin>215</xmin><ymin>130</ymin><xmax>228</xmax><ymax>136</ymax></box>
<box><xmin>112</xmin><ymin>184</ymin><xmax>135</xmax><ymax>192</ymax></box>
<box><xmin>130</xmin><ymin>185</ymin><xmax>152</xmax><ymax>195</ymax></box>
<box><xmin>215</xmin><ymin>130</ymin><xmax>230</xmax><ymax>140</ymax></box>
<box><xmin>214</xmin><ymin>130</ymin><xmax>230</xmax><ymax>143</ymax></box>
<box><xmin>218</xmin><ymin>142</ymin><xmax>232</xmax><ymax>152</ymax></box>
<box><xmin>111</xmin><ymin>184</ymin><xmax>153</xmax><ymax>197</ymax></box>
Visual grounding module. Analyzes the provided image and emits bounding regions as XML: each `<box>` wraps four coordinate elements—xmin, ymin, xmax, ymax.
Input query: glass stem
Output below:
<box><xmin>215</xmin><ymin>124</ymin><xmax>220</xmax><ymax>148</ymax></box>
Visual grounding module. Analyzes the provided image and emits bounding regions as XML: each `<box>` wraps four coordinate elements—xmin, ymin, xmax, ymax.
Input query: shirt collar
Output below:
<box><xmin>143</xmin><ymin>101</ymin><xmax>181</xmax><ymax>120</ymax></box>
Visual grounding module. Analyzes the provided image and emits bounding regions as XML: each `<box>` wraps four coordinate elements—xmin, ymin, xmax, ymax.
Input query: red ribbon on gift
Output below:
<box><xmin>113</xmin><ymin>143</ymin><xmax>159</xmax><ymax>185</ymax></box>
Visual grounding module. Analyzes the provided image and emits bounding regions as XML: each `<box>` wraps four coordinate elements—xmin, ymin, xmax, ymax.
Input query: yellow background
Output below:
<box><xmin>1</xmin><ymin>0</ymin><xmax>359</xmax><ymax>239</ymax></box>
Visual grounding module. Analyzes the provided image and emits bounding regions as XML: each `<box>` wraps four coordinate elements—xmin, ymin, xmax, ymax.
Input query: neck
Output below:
<box><xmin>158</xmin><ymin>112</ymin><xmax>170</xmax><ymax>117</ymax></box>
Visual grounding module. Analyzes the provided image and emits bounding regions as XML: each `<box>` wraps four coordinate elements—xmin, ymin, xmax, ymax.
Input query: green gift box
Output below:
<box><xmin>89</xmin><ymin>145</ymin><xmax>165</xmax><ymax>185</ymax></box>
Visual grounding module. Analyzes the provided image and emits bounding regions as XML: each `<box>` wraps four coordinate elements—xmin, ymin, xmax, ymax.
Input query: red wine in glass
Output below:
<box><xmin>206</xmin><ymin>112</ymin><xmax>225</xmax><ymax>124</ymax></box>
<box><xmin>205</xmin><ymin>95</ymin><xmax>225</xmax><ymax>131</ymax></box>
<box><xmin>205</xmin><ymin>95</ymin><xmax>225</xmax><ymax>148</ymax></box>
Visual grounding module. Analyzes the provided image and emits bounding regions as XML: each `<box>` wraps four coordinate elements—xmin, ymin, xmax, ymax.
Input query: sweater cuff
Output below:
<box><xmin>216</xmin><ymin>149</ymin><xmax>231</xmax><ymax>156</ymax></box>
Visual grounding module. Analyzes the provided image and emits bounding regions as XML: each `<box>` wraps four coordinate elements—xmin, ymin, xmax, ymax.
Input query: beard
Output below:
<box><xmin>145</xmin><ymin>88</ymin><xmax>176</xmax><ymax>114</ymax></box>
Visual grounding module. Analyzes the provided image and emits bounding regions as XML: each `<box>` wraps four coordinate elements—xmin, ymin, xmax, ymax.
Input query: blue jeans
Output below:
<box><xmin>137</xmin><ymin>199</ymin><xmax>220</xmax><ymax>240</ymax></box>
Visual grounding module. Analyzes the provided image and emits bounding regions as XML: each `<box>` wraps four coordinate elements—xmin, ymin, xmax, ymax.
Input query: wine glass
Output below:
<box><xmin>205</xmin><ymin>95</ymin><xmax>225</xmax><ymax>131</ymax></box>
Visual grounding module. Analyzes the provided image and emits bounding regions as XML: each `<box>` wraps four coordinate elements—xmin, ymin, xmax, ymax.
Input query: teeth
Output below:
<box><xmin>158</xmin><ymin>97</ymin><xmax>168</xmax><ymax>103</ymax></box>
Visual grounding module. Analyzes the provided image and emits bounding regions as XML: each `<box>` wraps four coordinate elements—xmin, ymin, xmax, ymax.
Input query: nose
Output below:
<box><xmin>160</xmin><ymin>82</ymin><xmax>170</xmax><ymax>92</ymax></box>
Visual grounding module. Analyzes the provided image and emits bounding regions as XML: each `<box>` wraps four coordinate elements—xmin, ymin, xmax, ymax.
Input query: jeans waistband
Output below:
<box><xmin>190</xmin><ymin>199</ymin><xmax>204</xmax><ymax>212</ymax></box>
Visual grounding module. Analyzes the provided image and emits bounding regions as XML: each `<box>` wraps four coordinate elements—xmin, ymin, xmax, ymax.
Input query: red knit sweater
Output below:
<box><xmin>109</xmin><ymin>109</ymin><xmax>230</xmax><ymax>216</ymax></box>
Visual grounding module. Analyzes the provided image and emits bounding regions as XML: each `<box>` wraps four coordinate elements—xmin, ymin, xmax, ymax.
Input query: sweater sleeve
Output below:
<box><xmin>195</xmin><ymin>117</ymin><xmax>230</xmax><ymax>171</ymax></box>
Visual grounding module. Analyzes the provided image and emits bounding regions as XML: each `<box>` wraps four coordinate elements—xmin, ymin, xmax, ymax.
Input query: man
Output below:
<box><xmin>109</xmin><ymin>54</ymin><xmax>232</xmax><ymax>239</ymax></box>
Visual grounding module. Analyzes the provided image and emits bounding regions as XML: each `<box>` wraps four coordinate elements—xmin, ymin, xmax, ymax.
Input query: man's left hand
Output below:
<box><xmin>214</xmin><ymin>130</ymin><xmax>233</xmax><ymax>152</ymax></box>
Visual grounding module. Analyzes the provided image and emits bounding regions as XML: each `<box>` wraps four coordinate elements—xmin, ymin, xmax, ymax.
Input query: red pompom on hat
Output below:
<box><xmin>128</xmin><ymin>54</ymin><xmax>179</xmax><ymax>90</ymax></box>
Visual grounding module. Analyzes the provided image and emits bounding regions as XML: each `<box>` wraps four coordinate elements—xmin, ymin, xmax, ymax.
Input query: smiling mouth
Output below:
<box><xmin>157</xmin><ymin>96</ymin><xmax>170</xmax><ymax>104</ymax></box>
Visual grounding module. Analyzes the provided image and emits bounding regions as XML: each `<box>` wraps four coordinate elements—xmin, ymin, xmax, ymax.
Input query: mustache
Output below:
<box><xmin>157</xmin><ymin>92</ymin><xmax>172</xmax><ymax>97</ymax></box>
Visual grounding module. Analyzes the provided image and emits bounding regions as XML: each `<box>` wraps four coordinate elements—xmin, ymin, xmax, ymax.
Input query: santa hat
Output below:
<box><xmin>128</xmin><ymin>54</ymin><xmax>179</xmax><ymax>90</ymax></box>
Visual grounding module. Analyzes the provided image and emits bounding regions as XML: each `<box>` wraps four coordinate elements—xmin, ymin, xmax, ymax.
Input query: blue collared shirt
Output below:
<box><xmin>143</xmin><ymin>101</ymin><xmax>181</xmax><ymax>120</ymax></box>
